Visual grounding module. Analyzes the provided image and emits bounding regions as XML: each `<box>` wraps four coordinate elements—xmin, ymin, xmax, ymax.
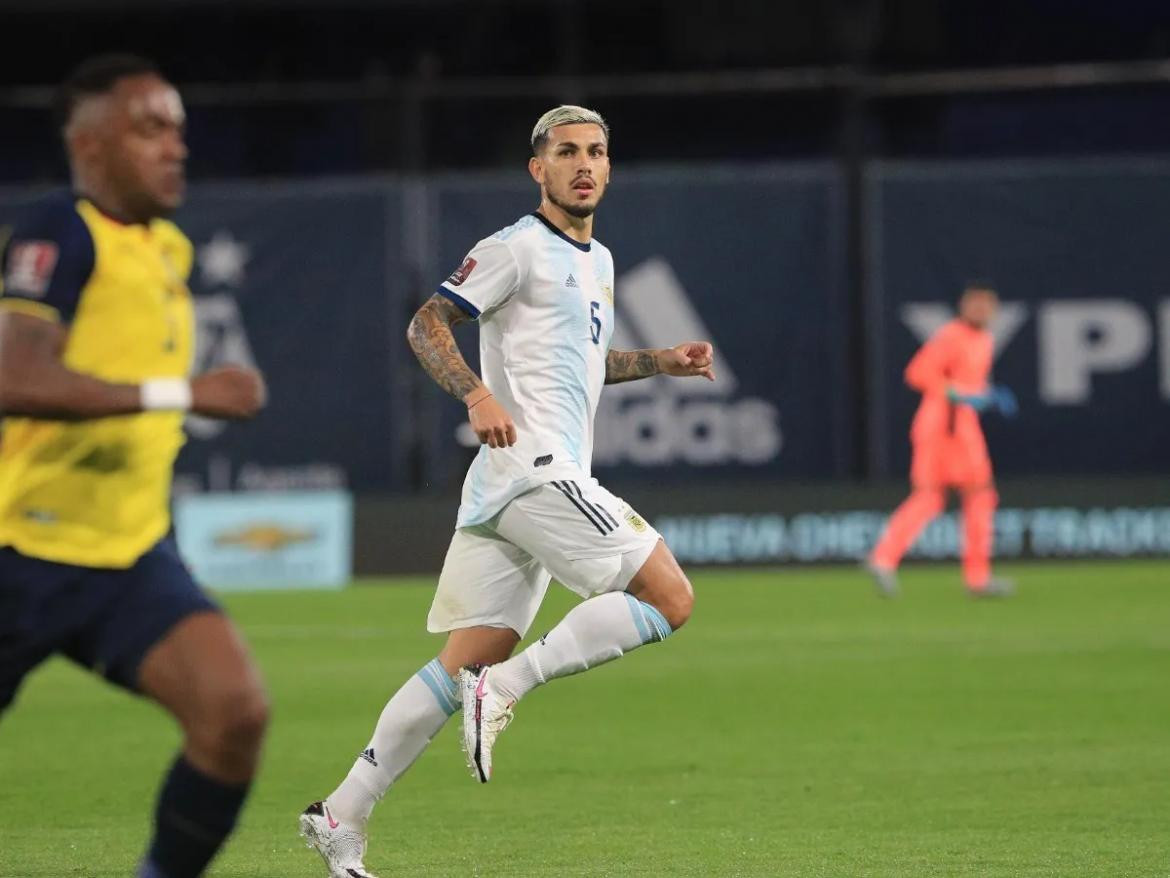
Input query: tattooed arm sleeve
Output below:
<box><xmin>406</xmin><ymin>294</ymin><xmax>485</xmax><ymax>401</ymax></box>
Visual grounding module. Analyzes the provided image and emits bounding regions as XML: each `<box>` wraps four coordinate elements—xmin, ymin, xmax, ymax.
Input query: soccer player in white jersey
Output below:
<box><xmin>300</xmin><ymin>105</ymin><xmax>714</xmax><ymax>878</ymax></box>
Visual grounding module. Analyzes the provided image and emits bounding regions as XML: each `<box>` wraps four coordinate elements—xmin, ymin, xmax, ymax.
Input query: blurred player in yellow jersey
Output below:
<box><xmin>0</xmin><ymin>56</ymin><xmax>268</xmax><ymax>878</ymax></box>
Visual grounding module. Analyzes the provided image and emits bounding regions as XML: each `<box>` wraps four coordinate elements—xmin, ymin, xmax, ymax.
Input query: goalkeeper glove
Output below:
<box><xmin>946</xmin><ymin>387</ymin><xmax>992</xmax><ymax>412</ymax></box>
<box><xmin>946</xmin><ymin>385</ymin><xmax>1018</xmax><ymax>418</ymax></box>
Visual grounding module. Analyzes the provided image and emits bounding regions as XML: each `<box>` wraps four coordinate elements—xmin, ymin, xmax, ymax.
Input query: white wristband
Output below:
<box><xmin>140</xmin><ymin>378</ymin><xmax>192</xmax><ymax>412</ymax></box>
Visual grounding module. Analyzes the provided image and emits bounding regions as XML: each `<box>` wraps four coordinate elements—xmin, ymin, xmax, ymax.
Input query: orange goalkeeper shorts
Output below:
<box><xmin>910</xmin><ymin>433</ymin><xmax>992</xmax><ymax>490</ymax></box>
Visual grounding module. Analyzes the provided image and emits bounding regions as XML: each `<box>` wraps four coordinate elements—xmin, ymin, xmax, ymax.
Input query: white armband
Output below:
<box><xmin>140</xmin><ymin>378</ymin><xmax>192</xmax><ymax>411</ymax></box>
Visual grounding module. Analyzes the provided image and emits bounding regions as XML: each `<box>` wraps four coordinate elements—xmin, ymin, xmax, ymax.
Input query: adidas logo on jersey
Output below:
<box><xmin>359</xmin><ymin>747</ymin><xmax>378</xmax><ymax>767</ymax></box>
<box><xmin>565</xmin><ymin>274</ymin><xmax>578</xmax><ymax>288</ymax></box>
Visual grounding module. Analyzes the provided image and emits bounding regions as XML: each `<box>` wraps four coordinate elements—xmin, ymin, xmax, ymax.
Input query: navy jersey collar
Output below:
<box><xmin>531</xmin><ymin>211</ymin><xmax>591</xmax><ymax>252</ymax></box>
<box><xmin>74</xmin><ymin>191</ymin><xmax>146</xmax><ymax>227</ymax></box>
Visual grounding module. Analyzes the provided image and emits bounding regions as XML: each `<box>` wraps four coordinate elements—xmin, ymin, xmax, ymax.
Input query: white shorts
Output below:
<box><xmin>427</xmin><ymin>479</ymin><xmax>661</xmax><ymax>637</ymax></box>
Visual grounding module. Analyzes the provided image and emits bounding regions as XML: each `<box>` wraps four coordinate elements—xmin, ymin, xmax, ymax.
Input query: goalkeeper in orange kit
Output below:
<box><xmin>866</xmin><ymin>283</ymin><xmax>1017</xmax><ymax>598</ymax></box>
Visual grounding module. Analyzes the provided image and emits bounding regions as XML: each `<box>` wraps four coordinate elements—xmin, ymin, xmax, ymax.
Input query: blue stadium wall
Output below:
<box><xmin>2</xmin><ymin>159</ymin><xmax>1167</xmax><ymax>569</ymax></box>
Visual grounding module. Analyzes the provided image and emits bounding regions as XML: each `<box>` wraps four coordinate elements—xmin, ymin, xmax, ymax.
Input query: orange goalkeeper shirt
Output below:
<box><xmin>905</xmin><ymin>318</ymin><xmax>993</xmax><ymax>444</ymax></box>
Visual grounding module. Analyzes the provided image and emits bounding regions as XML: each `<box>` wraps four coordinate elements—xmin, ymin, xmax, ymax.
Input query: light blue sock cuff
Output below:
<box><xmin>623</xmin><ymin>593</ymin><xmax>673</xmax><ymax>644</ymax></box>
<box><xmin>416</xmin><ymin>658</ymin><xmax>460</xmax><ymax>716</ymax></box>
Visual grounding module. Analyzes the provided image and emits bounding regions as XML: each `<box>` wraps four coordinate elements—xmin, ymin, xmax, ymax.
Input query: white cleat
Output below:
<box><xmin>458</xmin><ymin>664</ymin><xmax>514</xmax><ymax>783</ymax></box>
<box><xmin>863</xmin><ymin>559</ymin><xmax>900</xmax><ymax>598</ymax></box>
<box><xmin>968</xmin><ymin>577</ymin><xmax>1016</xmax><ymax>599</ymax></box>
<box><xmin>298</xmin><ymin>801</ymin><xmax>378</xmax><ymax>878</ymax></box>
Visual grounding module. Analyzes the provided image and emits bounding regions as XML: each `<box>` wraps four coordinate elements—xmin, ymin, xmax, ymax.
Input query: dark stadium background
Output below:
<box><xmin>3</xmin><ymin>7</ymin><xmax>1170</xmax><ymax>877</ymax></box>
<box><xmin>2</xmin><ymin>0</ymin><xmax>1167</xmax><ymax>575</ymax></box>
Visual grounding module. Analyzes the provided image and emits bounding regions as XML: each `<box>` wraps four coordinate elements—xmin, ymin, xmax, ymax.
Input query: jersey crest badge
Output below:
<box><xmin>624</xmin><ymin>509</ymin><xmax>649</xmax><ymax>533</ymax></box>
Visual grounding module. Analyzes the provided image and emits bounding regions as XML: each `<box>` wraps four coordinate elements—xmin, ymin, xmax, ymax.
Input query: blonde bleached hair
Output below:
<box><xmin>530</xmin><ymin>105</ymin><xmax>610</xmax><ymax>155</ymax></box>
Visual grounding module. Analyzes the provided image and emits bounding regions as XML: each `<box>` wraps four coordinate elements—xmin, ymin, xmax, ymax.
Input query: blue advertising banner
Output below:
<box><xmin>174</xmin><ymin>181</ymin><xmax>408</xmax><ymax>493</ymax></box>
<box><xmin>430</xmin><ymin>164</ymin><xmax>851</xmax><ymax>487</ymax></box>
<box><xmin>10</xmin><ymin>157</ymin><xmax>1164</xmax><ymax>498</ymax></box>
<box><xmin>174</xmin><ymin>490</ymin><xmax>352</xmax><ymax>589</ymax></box>
<box><xmin>870</xmin><ymin>159</ymin><xmax>1170</xmax><ymax>478</ymax></box>
<box><xmin>656</xmin><ymin>505</ymin><xmax>1170</xmax><ymax>565</ymax></box>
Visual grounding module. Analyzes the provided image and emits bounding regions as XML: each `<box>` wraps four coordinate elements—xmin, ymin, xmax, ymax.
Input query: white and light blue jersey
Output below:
<box><xmin>438</xmin><ymin>212</ymin><xmax>615</xmax><ymax>528</ymax></box>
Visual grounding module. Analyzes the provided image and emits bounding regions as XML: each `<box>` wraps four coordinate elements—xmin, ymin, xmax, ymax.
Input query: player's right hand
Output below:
<box><xmin>468</xmin><ymin>394</ymin><xmax>517</xmax><ymax>448</ymax></box>
<box><xmin>190</xmin><ymin>365</ymin><xmax>268</xmax><ymax>420</ymax></box>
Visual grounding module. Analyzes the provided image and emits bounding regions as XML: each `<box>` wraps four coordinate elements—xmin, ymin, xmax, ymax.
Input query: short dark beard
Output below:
<box><xmin>547</xmin><ymin>187</ymin><xmax>601</xmax><ymax>219</ymax></box>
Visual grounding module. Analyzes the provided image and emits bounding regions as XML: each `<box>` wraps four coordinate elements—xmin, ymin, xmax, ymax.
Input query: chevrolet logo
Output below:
<box><xmin>213</xmin><ymin>524</ymin><xmax>316</xmax><ymax>552</ymax></box>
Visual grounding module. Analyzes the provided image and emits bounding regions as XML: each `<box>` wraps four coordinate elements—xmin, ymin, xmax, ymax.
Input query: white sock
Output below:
<box><xmin>326</xmin><ymin>658</ymin><xmax>459</xmax><ymax>827</ymax></box>
<box><xmin>490</xmin><ymin>591</ymin><xmax>672</xmax><ymax>704</ymax></box>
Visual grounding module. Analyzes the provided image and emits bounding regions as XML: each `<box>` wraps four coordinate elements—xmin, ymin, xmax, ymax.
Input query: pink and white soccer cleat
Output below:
<box><xmin>298</xmin><ymin>801</ymin><xmax>378</xmax><ymax>878</ymax></box>
<box><xmin>458</xmin><ymin>664</ymin><xmax>515</xmax><ymax>783</ymax></box>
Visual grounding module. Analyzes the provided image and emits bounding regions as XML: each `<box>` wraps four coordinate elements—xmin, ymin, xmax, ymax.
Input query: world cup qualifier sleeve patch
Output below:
<box><xmin>0</xmin><ymin>197</ymin><xmax>96</xmax><ymax>322</ymax></box>
<box><xmin>446</xmin><ymin>256</ymin><xmax>477</xmax><ymax>286</ymax></box>
<box><xmin>4</xmin><ymin>241</ymin><xmax>59</xmax><ymax>297</ymax></box>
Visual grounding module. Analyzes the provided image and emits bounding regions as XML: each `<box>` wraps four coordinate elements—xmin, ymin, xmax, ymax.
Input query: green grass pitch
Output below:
<box><xmin>2</xmin><ymin>561</ymin><xmax>1169</xmax><ymax>877</ymax></box>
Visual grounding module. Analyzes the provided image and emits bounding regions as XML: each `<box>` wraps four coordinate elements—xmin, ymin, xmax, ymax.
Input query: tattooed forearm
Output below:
<box><xmin>406</xmin><ymin>294</ymin><xmax>484</xmax><ymax>401</ymax></box>
<box><xmin>605</xmin><ymin>348</ymin><xmax>660</xmax><ymax>385</ymax></box>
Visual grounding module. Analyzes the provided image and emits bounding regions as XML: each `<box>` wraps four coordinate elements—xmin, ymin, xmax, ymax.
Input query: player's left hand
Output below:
<box><xmin>659</xmin><ymin>342</ymin><xmax>716</xmax><ymax>381</ymax></box>
<box><xmin>190</xmin><ymin>365</ymin><xmax>268</xmax><ymax>420</ymax></box>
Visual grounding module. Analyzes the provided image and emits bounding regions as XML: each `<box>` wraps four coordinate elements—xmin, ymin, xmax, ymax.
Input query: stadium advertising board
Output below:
<box><xmin>350</xmin><ymin>478</ymin><xmax>1170</xmax><ymax>574</ymax></box>
<box><xmin>871</xmin><ymin>160</ymin><xmax>1170</xmax><ymax>478</ymax></box>
<box><xmin>0</xmin><ymin>167</ymin><xmax>851</xmax><ymax>493</ymax></box>
<box><xmin>656</xmin><ymin>506</ymin><xmax>1170</xmax><ymax>565</ymax></box>
<box><xmin>174</xmin><ymin>490</ymin><xmax>352</xmax><ymax>589</ymax></box>
<box><xmin>433</xmin><ymin>165</ymin><xmax>852</xmax><ymax>485</ymax></box>
<box><xmin>5</xmin><ymin>159</ymin><xmax>1167</xmax><ymax>496</ymax></box>
<box><xmin>172</xmin><ymin>181</ymin><xmax>410</xmax><ymax>493</ymax></box>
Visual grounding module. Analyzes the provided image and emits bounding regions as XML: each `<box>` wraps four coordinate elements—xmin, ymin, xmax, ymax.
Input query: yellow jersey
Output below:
<box><xmin>0</xmin><ymin>194</ymin><xmax>195</xmax><ymax>568</ymax></box>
